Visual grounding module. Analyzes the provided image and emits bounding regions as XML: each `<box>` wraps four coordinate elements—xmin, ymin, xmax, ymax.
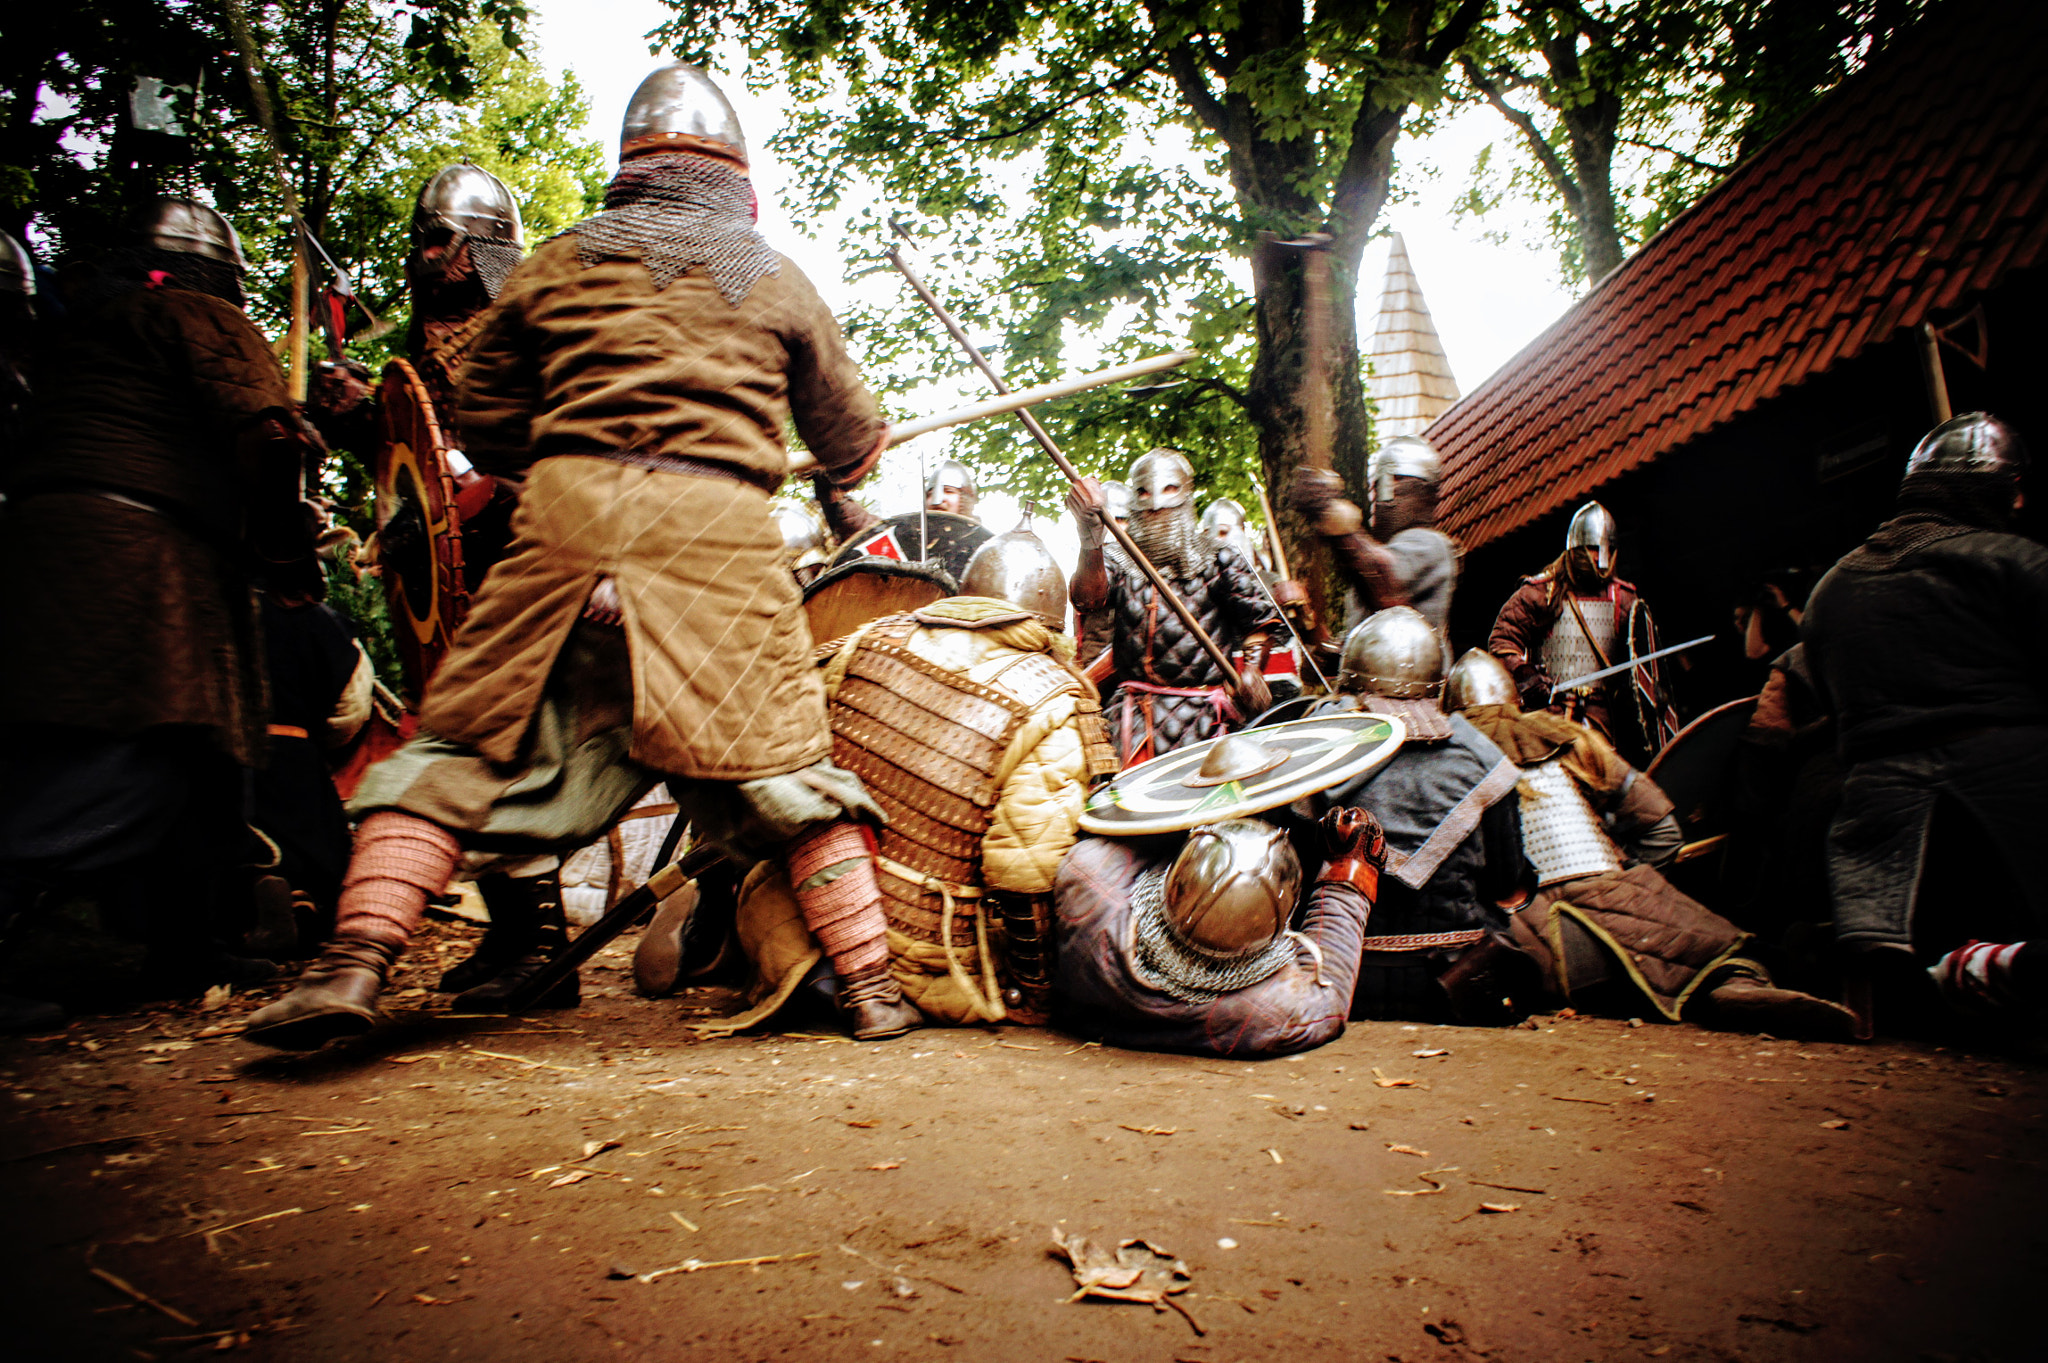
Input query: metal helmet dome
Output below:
<box><xmin>1162</xmin><ymin>819</ymin><xmax>1301</xmax><ymax>960</ymax></box>
<box><xmin>0</xmin><ymin>230</ymin><xmax>34</xmax><ymax>296</ymax></box>
<box><xmin>1565</xmin><ymin>501</ymin><xmax>1617</xmax><ymax>577</ymax></box>
<box><xmin>1443</xmin><ymin>648</ymin><xmax>1519</xmax><ymax>713</ymax></box>
<box><xmin>1337</xmin><ymin>606</ymin><xmax>1447</xmax><ymax>700</ymax></box>
<box><xmin>135</xmin><ymin>197</ymin><xmax>245</xmax><ymax>269</ymax></box>
<box><xmin>413</xmin><ymin>163</ymin><xmax>523</xmax><ymax>245</ymax></box>
<box><xmin>1368</xmin><ymin>435</ymin><xmax>1441</xmax><ymax>502</ymax></box>
<box><xmin>1128</xmin><ymin>448</ymin><xmax>1195</xmax><ymax>512</ymax></box>
<box><xmin>1903</xmin><ymin>411</ymin><xmax>2028</xmax><ymax>480</ymax></box>
<box><xmin>620</xmin><ymin>62</ymin><xmax>748</xmax><ymax>166</ymax></box>
<box><xmin>1201</xmin><ymin>497</ymin><xmax>1249</xmax><ymax>539</ymax></box>
<box><xmin>959</xmin><ymin>529</ymin><xmax>1068</xmax><ymax>628</ymax></box>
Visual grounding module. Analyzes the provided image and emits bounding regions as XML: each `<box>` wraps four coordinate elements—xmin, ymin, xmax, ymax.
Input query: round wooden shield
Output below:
<box><xmin>374</xmin><ymin>358</ymin><xmax>468</xmax><ymax>698</ymax></box>
<box><xmin>802</xmin><ymin>555</ymin><xmax>956</xmax><ymax>648</ymax></box>
<box><xmin>1644</xmin><ymin>695</ymin><xmax>1758</xmax><ymax>837</ymax></box>
<box><xmin>1080</xmin><ymin>713</ymin><xmax>1407</xmax><ymax>836</ymax></box>
<box><xmin>827</xmin><ymin>510</ymin><xmax>991</xmax><ymax>586</ymax></box>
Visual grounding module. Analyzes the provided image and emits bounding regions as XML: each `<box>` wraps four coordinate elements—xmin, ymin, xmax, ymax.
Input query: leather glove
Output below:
<box><xmin>1284</xmin><ymin>466</ymin><xmax>1362</xmax><ymax>537</ymax></box>
<box><xmin>1510</xmin><ymin>659</ymin><xmax>1553</xmax><ymax>710</ymax></box>
<box><xmin>1316</xmin><ymin>806</ymin><xmax>1386</xmax><ymax>895</ymax></box>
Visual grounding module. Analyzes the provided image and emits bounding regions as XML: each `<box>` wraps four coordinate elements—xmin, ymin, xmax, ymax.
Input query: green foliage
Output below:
<box><xmin>654</xmin><ymin>1</ymin><xmax>1488</xmax><ymax>511</ymax></box>
<box><xmin>1455</xmin><ymin>0</ymin><xmax>1937</xmax><ymax>290</ymax></box>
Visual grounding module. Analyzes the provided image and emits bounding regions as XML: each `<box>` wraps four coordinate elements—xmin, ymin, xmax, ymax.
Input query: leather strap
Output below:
<box><xmin>266</xmin><ymin>724</ymin><xmax>310</xmax><ymax>739</ymax></box>
<box><xmin>1358</xmin><ymin>928</ymin><xmax>1487</xmax><ymax>953</ymax></box>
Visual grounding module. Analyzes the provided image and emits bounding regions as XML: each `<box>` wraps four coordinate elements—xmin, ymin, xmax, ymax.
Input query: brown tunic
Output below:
<box><xmin>422</xmin><ymin>241</ymin><xmax>888</xmax><ymax>781</ymax></box>
<box><xmin>1</xmin><ymin>286</ymin><xmax>292</xmax><ymax>765</ymax></box>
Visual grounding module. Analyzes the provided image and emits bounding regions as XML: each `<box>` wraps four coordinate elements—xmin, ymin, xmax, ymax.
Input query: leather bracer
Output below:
<box><xmin>991</xmin><ymin>891</ymin><xmax>1057</xmax><ymax>990</ymax></box>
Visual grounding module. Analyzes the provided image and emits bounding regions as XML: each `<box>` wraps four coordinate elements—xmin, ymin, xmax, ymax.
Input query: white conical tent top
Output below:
<box><xmin>1366</xmin><ymin>233</ymin><xmax>1461</xmax><ymax>439</ymax></box>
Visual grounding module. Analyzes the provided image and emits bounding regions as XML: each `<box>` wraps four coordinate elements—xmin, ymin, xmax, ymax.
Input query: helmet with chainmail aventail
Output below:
<box><xmin>1123</xmin><ymin>817</ymin><xmax>1305</xmax><ymax>1003</ymax></box>
<box><xmin>924</xmin><ymin>458</ymin><xmax>978</xmax><ymax>517</ymax></box>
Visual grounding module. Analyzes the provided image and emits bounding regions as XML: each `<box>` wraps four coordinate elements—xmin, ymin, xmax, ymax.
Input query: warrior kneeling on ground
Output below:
<box><xmin>247</xmin><ymin>62</ymin><xmax>903</xmax><ymax>1050</ymax></box>
<box><xmin>692</xmin><ymin>529</ymin><xmax>1120</xmax><ymax>1039</ymax></box>
<box><xmin>1444</xmin><ymin>648</ymin><xmax>1859</xmax><ymax>1040</ymax></box>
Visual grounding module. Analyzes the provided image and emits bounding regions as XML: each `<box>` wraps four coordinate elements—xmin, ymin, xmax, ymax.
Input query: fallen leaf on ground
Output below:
<box><xmin>1479</xmin><ymin>1202</ymin><xmax>1520</xmax><ymax>1214</ymax></box>
<box><xmin>199</xmin><ymin>985</ymin><xmax>232</xmax><ymax>1013</ymax></box>
<box><xmin>1371</xmin><ymin>1068</ymin><xmax>1416</xmax><ymax>1088</ymax></box>
<box><xmin>1119</xmin><ymin>1125</ymin><xmax>1177</xmax><ymax>1136</ymax></box>
<box><xmin>1049</xmin><ymin>1228</ymin><xmax>1192</xmax><ymax>1305</ymax></box>
<box><xmin>845</xmin><ymin>1120</ymin><xmax>879</xmax><ymax>1129</ymax></box>
<box><xmin>868</xmin><ymin>1162</ymin><xmax>901</xmax><ymax>1171</ymax></box>
<box><xmin>548</xmin><ymin>1170</ymin><xmax>596</xmax><ymax>1188</ymax></box>
<box><xmin>1386</xmin><ymin>1144</ymin><xmax>1429</xmax><ymax>1157</ymax></box>
<box><xmin>577</xmin><ymin>1139</ymin><xmax>623</xmax><ymax>1161</ymax></box>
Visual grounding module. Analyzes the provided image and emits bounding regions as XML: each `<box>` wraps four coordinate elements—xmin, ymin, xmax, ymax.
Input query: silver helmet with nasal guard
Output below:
<box><xmin>620</xmin><ymin>62</ymin><xmax>748</xmax><ymax>167</ymax></box>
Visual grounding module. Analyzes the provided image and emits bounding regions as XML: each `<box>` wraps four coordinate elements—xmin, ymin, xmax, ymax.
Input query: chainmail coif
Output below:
<box><xmin>563</xmin><ymin>152</ymin><xmax>779</xmax><ymax>305</ymax></box>
<box><xmin>1127</xmin><ymin>865</ymin><xmax>1299</xmax><ymax>1003</ymax></box>
<box><xmin>1839</xmin><ymin>470</ymin><xmax>2022</xmax><ymax>572</ymax></box>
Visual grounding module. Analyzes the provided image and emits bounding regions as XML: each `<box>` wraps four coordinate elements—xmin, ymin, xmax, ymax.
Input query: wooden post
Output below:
<box><xmin>287</xmin><ymin>236</ymin><xmax>309</xmax><ymax>402</ymax></box>
<box><xmin>1917</xmin><ymin>322</ymin><xmax>1952</xmax><ymax>424</ymax></box>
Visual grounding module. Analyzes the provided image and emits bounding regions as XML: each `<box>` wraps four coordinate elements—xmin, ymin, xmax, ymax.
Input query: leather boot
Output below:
<box><xmin>633</xmin><ymin>881</ymin><xmax>702</xmax><ymax>998</ymax></box>
<box><xmin>243</xmin><ymin>937</ymin><xmax>399</xmax><ymax>1050</ymax></box>
<box><xmin>450</xmin><ymin>879</ymin><xmax>577</xmax><ymax>1013</ymax></box>
<box><xmin>1702</xmin><ymin>960</ymin><xmax>1860</xmax><ymax>1042</ymax></box>
<box><xmin>836</xmin><ymin>962</ymin><xmax>921</xmax><ymax>1040</ymax></box>
<box><xmin>438</xmin><ymin>873</ymin><xmax>548</xmax><ymax>993</ymax></box>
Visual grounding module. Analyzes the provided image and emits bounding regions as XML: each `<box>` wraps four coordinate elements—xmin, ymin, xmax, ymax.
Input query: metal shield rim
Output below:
<box><xmin>1079</xmin><ymin>713</ymin><xmax>1408</xmax><ymax>835</ymax></box>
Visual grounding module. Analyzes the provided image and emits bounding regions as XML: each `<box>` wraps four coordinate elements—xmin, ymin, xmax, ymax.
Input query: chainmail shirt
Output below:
<box><xmin>1126</xmin><ymin>865</ymin><xmax>1299</xmax><ymax>1003</ymax></box>
<box><xmin>564</xmin><ymin>152</ymin><xmax>779</xmax><ymax>305</ymax></box>
<box><xmin>468</xmin><ymin>239</ymin><xmax>523</xmax><ymax>300</ymax></box>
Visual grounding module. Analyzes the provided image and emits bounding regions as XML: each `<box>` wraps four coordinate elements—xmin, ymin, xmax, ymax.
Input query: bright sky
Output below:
<box><xmin>530</xmin><ymin>0</ymin><xmax>1580</xmax><ymax>558</ymax></box>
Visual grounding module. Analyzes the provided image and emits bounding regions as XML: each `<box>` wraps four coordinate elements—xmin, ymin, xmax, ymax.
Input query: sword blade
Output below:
<box><xmin>1549</xmin><ymin>634</ymin><xmax>1715</xmax><ymax>697</ymax></box>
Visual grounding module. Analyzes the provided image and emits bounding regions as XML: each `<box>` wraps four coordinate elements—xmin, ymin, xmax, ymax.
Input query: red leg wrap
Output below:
<box><xmin>333</xmin><ymin>812</ymin><xmax>464</xmax><ymax>952</ymax></box>
<box><xmin>786</xmin><ymin>821</ymin><xmax>888</xmax><ymax>976</ymax></box>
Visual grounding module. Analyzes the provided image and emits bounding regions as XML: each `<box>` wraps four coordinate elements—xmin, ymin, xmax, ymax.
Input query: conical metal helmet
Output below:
<box><xmin>1444</xmin><ymin>648</ymin><xmax>1519</xmax><ymax>713</ymax></box>
<box><xmin>1100</xmin><ymin>480</ymin><xmax>1134</xmax><ymax>523</ymax></box>
<box><xmin>135</xmin><ymin>197</ymin><xmax>245</xmax><ymax>269</ymax></box>
<box><xmin>1903</xmin><ymin>411</ymin><xmax>2028</xmax><ymax>480</ymax></box>
<box><xmin>413</xmin><ymin>163</ymin><xmax>523</xmax><ymax>245</ymax></box>
<box><xmin>1565</xmin><ymin>501</ymin><xmax>1617</xmax><ymax>577</ymax></box>
<box><xmin>1163</xmin><ymin>819</ymin><xmax>1301</xmax><ymax>960</ymax></box>
<box><xmin>1128</xmin><ymin>448</ymin><xmax>1195</xmax><ymax>512</ymax></box>
<box><xmin>1368</xmin><ymin>434</ymin><xmax>1441</xmax><ymax>501</ymax></box>
<box><xmin>620</xmin><ymin>62</ymin><xmax>748</xmax><ymax>166</ymax></box>
<box><xmin>1338</xmin><ymin>606</ymin><xmax>1446</xmax><ymax>699</ymax></box>
<box><xmin>959</xmin><ymin>529</ymin><xmax>1068</xmax><ymax>628</ymax></box>
<box><xmin>1201</xmin><ymin>497</ymin><xmax>1249</xmax><ymax>540</ymax></box>
<box><xmin>0</xmin><ymin>230</ymin><xmax>33</xmax><ymax>296</ymax></box>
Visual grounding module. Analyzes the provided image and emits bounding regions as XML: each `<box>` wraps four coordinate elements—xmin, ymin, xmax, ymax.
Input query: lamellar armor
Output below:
<box><xmin>825</xmin><ymin>613</ymin><xmax>1117</xmax><ymax>1018</ymax></box>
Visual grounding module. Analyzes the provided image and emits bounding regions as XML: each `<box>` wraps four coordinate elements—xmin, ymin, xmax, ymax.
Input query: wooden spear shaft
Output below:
<box><xmin>883</xmin><ymin>238</ymin><xmax>1250</xmax><ymax>701</ymax></box>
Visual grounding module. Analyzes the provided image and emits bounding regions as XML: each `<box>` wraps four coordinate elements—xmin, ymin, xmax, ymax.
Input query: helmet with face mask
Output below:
<box><xmin>924</xmin><ymin>458</ymin><xmax>979</xmax><ymax>518</ymax></box>
<box><xmin>1127</xmin><ymin>448</ymin><xmax>1204</xmax><ymax>575</ymax></box>
<box><xmin>1565</xmin><ymin>501</ymin><xmax>1617</xmax><ymax>584</ymax></box>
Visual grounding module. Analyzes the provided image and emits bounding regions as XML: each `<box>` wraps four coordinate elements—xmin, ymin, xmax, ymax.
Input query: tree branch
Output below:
<box><xmin>1461</xmin><ymin>58</ymin><xmax>1584</xmax><ymax>213</ymax></box>
<box><xmin>1619</xmin><ymin>136</ymin><xmax>1731</xmax><ymax>176</ymax></box>
<box><xmin>959</xmin><ymin>53</ymin><xmax>1160</xmax><ymax>144</ymax></box>
<box><xmin>1160</xmin><ymin>41</ymin><xmax>1233</xmax><ymax>148</ymax></box>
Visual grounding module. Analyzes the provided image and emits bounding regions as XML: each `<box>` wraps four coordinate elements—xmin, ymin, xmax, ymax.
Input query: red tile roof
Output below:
<box><xmin>1428</xmin><ymin>1</ymin><xmax>2048</xmax><ymax>549</ymax></box>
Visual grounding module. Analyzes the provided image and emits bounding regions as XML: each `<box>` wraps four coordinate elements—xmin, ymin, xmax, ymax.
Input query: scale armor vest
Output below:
<box><xmin>1516</xmin><ymin>759</ymin><xmax>1624</xmax><ymax>886</ymax></box>
<box><xmin>1541</xmin><ymin>594</ymin><xmax>1617</xmax><ymax>687</ymax></box>
<box><xmin>828</xmin><ymin>616</ymin><xmax>1111</xmax><ymax>950</ymax></box>
<box><xmin>1109</xmin><ymin>544</ymin><xmax>1248</xmax><ymax>689</ymax></box>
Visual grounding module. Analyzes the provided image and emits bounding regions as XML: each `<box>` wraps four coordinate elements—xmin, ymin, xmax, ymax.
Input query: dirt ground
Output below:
<box><xmin>4</xmin><ymin>915</ymin><xmax>2045</xmax><ymax>1363</ymax></box>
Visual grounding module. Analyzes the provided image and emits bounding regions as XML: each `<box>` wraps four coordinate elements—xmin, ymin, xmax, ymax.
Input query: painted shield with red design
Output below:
<box><xmin>372</xmin><ymin>358</ymin><xmax>469</xmax><ymax>699</ymax></box>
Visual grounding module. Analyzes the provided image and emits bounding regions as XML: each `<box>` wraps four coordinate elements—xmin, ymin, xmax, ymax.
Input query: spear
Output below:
<box><xmin>882</xmin><ymin>230</ymin><xmax>1255</xmax><ymax>707</ymax></box>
